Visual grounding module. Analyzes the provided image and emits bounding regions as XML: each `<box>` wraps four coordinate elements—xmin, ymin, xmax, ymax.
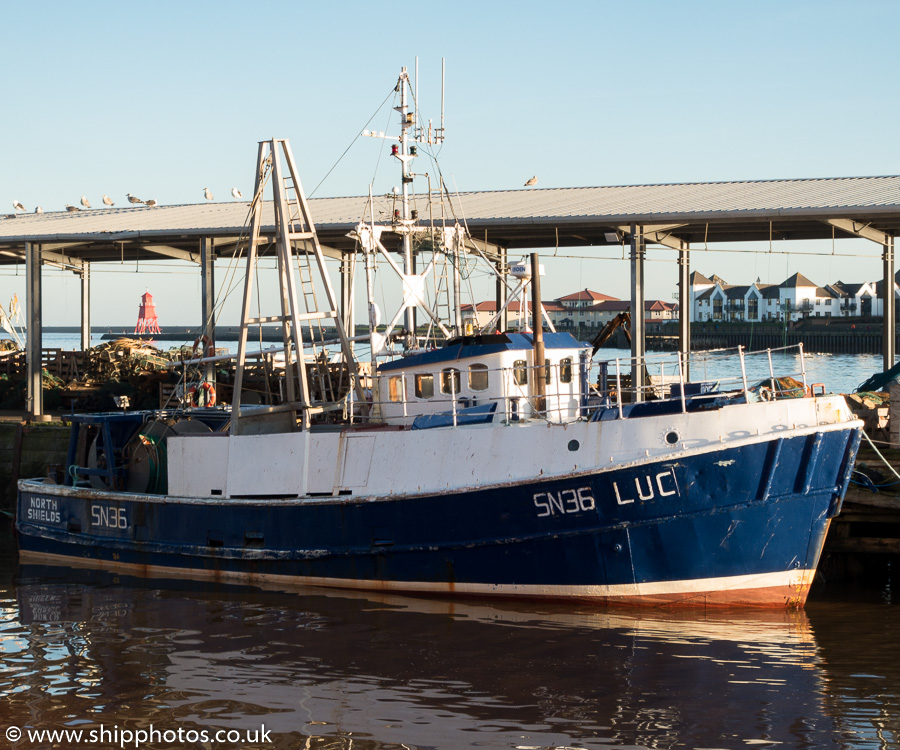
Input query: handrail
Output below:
<box><xmin>361</xmin><ymin>342</ymin><xmax>811</xmax><ymax>425</ymax></box>
<box><xmin>798</xmin><ymin>343</ymin><xmax>808</xmax><ymax>390</ymax></box>
<box><xmin>615</xmin><ymin>358</ymin><xmax>623</xmax><ymax>419</ymax></box>
<box><xmin>598</xmin><ymin>343</ymin><xmax>810</xmax><ymax>415</ymax></box>
<box><xmin>739</xmin><ymin>345</ymin><xmax>749</xmax><ymax>401</ymax></box>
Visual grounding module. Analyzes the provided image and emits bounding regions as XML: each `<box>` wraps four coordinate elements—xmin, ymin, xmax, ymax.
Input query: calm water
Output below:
<box><xmin>37</xmin><ymin>333</ymin><xmax>885</xmax><ymax>396</ymax></box>
<box><xmin>1</xmin><ymin>520</ymin><xmax>898</xmax><ymax>750</ymax></box>
<box><xmin>5</xmin><ymin>337</ymin><xmax>891</xmax><ymax>748</ymax></box>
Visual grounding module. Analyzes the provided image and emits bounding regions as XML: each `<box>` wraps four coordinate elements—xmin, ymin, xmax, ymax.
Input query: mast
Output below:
<box><xmin>530</xmin><ymin>253</ymin><xmax>546</xmax><ymax>416</ymax></box>
<box><xmin>357</xmin><ymin>64</ymin><xmax>450</xmax><ymax>357</ymax></box>
<box><xmin>453</xmin><ymin>229</ymin><xmax>463</xmax><ymax>336</ymax></box>
<box><xmin>396</xmin><ymin>67</ymin><xmax>416</xmax><ymax>346</ymax></box>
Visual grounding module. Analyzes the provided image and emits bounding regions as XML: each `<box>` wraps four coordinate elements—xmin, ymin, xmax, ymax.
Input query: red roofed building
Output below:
<box><xmin>461</xmin><ymin>291</ymin><xmax>675</xmax><ymax>331</ymax></box>
<box><xmin>556</xmin><ymin>289</ymin><xmax>619</xmax><ymax>309</ymax></box>
<box><xmin>461</xmin><ymin>300</ymin><xmax>567</xmax><ymax>330</ymax></box>
<box><xmin>584</xmin><ymin>300</ymin><xmax>678</xmax><ymax>325</ymax></box>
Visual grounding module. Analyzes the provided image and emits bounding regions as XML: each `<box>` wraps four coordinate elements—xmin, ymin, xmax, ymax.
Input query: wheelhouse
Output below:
<box><xmin>375</xmin><ymin>332</ymin><xmax>590</xmax><ymax>426</ymax></box>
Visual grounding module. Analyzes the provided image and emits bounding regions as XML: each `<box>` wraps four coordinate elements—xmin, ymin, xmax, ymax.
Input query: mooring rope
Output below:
<box><xmin>862</xmin><ymin>428</ymin><xmax>900</xmax><ymax>482</ymax></box>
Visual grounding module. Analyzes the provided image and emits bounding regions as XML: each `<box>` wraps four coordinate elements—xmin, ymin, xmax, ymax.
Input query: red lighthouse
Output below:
<box><xmin>135</xmin><ymin>290</ymin><xmax>162</xmax><ymax>335</ymax></box>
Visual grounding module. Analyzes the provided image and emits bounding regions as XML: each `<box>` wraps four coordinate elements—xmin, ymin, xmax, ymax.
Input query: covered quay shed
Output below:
<box><xmin>3</xmin><ymin>174</ymin><xmax>900</xmax><ymax>416</ymax></box>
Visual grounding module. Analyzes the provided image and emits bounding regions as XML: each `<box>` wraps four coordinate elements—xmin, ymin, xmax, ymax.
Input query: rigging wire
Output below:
<box><xmin>366</xmin><ymin>92</ymin><xmax>401</xmax><ymax>198</ymax></box>
<box><xmin>209</xmin><ymin>160</ymin><xmax>276</xmax><ymax>336</ymax></box>
<box><xmin>310</xmin><ymin>85</ymin><xmax>398</xmax><ymax>198</ymax></box>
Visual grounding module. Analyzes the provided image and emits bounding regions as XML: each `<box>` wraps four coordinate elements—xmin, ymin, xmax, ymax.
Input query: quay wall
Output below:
<box><xmin>577</xmin><ymin>322</ymin><xmax>892</xmax><ymax>354</ymax></box>
<box><xmin>0</xmin><ymin>422</ymin><xmax>69</xmax><ymax>512</ymax></box>
<box><xmin>688</xmin><ymin>326</ymin><xmax>884</xmax><ymax>354</ymax></box>
<box><xmin>23</xmin><ymin>323</ymin><xmax>890</xmax><ymax>354</ymax></box>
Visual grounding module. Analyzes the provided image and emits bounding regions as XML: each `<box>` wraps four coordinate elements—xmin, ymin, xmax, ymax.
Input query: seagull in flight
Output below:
<box><xmin>231</xmin><ymin>187</ymin><xmax>242</xmax><ymax>199</ymax></box>
<box><xmin>204</xmin><ymin>187</ymin><xmax>213</xmax><ymax>201</ymax></box>
<box><xmin>103</xmin><ymin>195</ymin><xmax>114</xmax><ymax>206</ymax></box>
<box><xmin>12</xmin><ymin>200</ymin><xmax>25</xmax><ymax>212</ymax></box>
<box><xmin>65</xmin><ymin>204</ymin><xmax>80</xmax><ymax>212</ymax></box>
<box><xmin>80</xmin><ymin>195</ymin><xmax>91</xmax><ymax>209</ymax></box>
<box><xmin>524</xmin><ymin>176</ymin><xmax>538</xmax><ymax>187</ymax></box>
<box><xmin>127</xmin><ymin>193</ymin><xmax>142</xmax><ymax>204</ymax></box>
<box><xmin>144</xmin><ymin>198</ymin><xmax>157</xmax><ymax>207</ymax></box>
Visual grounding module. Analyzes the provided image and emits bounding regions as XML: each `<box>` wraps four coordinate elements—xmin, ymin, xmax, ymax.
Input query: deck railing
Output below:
<box><xmin>358</xmin><ymin>343</ymin><xmax>814</xmax><ymax>426</ymax></box>
<box><xmin>594</xmin><ymin>344</ymin><xmax>810</xmax><ymax>416</ymax></box>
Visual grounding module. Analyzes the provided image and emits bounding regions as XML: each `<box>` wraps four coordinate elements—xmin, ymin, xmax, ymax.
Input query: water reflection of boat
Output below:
<box><xmin>8</xmin><ymin>567</ymin><xmax>842</xmax><ymax>748</ymax></box>
<box><xmin>16</xmin><ymin>68</ymin><xmax>862</xmax><ymax>608</ymax></box>
<box><xmin>16</xmin><ymin>563</ymin><xmax>817</xmax><ymax>642</ymax></box>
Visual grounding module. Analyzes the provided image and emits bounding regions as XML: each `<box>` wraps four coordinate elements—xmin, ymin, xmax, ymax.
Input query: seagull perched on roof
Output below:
<box><xmin>231</xmin><ymin>187</ymin><xmax>242</xmax><ymax>199</ymax></box>
<box><xmin>80</xmin><ymin>195</ymin><xmax>91</xmax><ymax>209</ymax></box>
<box><xmin>34</xmin><ymin>206</ymin><xmax>43</xmax><ymax>214</ymax></box>
<box><xmin>524</xmin><ymin>176</ymin><xmax>538</xmax><ymax>187</ymax></box>
<box><xmin>144</xmin><ymin>198</ymin><xmax>157</xmax><ymax>207</ymax></box>
<box><xmin>103</xmin><ymin>195</ymin><xmax>114</xmax><ymax>206</ymax></box>
<box><xmin>204</xmin><ymin>187</ymin><xmax>213</xmax><ymax>201</ymax></box>
<box><xmin>127</xmin><ymin>193</ymin><xmax>142</xmax><ymax>204</ymax></box>
<box><xmin>65</xmin><ymin>204</ymin><xmax>80</xmax><ymax>212</ymax></box>
<box><xmin>12</xmin><ymin>200</ymin><xmax>25</xmax><ymax>212</ymax></box>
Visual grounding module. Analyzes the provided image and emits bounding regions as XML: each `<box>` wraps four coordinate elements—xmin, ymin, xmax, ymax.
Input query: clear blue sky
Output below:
<box><xmin>2</xmin><ymin>1</ymin><xmax>898</xmax><ymax>325</ymax></box>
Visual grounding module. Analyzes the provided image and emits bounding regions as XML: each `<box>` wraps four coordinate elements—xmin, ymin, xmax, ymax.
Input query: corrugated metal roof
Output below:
<box><xmin>2</xmin><ymin>175</ymin><xmax>900</xmax><ymax>260</ymax></box>
<box><xmin>452</xmin><ymin>176</ymin><xmax>900</xmax><ymax>221</ymax></box>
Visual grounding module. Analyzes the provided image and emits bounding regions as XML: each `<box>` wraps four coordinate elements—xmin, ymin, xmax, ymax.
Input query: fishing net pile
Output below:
<box><xmin>80</xmin><ymin>338</ymin><xmax>172</xmax><ymax>382</ymax></box>
<box><xmin>0</xmin><ymin>337</ymin><xmax>233</xmax><ymax>411</ymax></box>
<box><xmin>58</xmin><ymin>338</ymin><xmax>179</xmax><ymax>411</ymax></box>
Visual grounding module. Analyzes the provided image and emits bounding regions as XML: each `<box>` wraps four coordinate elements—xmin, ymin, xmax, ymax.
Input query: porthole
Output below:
<box><xmin>567</xmin><ymin>439</ymin><xmax>580</xmax><ymax>452</ymax></box>
<box><xmin>665</xmin><ymin>431</ymin><xmax>679</xmax><ymax>445</ymax></box>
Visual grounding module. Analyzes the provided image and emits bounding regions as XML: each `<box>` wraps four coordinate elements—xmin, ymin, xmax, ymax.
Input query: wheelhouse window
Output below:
<box><xmin>388</xmin><ymin>376</ymin><xmax>403</xmax><ymax>402</ymax></box>
<box><xmin>513</xmin><ymin>359</ymin><xmax>528</xmax><ymax>386</ymax></box>
<box><xmin>468</xmin><ymin>363</ymin><xmax>489</xmax><ymax>391</ymax></box>
<box><xmin>560</xmin><ymin>357</ymin><xmax>573</xmax><ymax>384</ymax></box>
<box><xmin>414</xmin><ymin>373</ymin><xmax>434</xmax><ymax>399</ymax></box>
<box><xmin>441</xmin><ymin>368</ymin><xmax>461</xmax><ymax>395</ymax></box>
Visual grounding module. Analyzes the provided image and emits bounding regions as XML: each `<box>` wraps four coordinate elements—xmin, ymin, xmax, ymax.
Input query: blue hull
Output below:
<box><xmin>16</xmin><ymin>427</ymin><xmax>861</xmax><ymax>606</ymax></box>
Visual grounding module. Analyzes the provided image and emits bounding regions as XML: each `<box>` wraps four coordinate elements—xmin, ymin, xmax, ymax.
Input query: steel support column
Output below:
<box><xmin>200</xmin><ymin>237</ymin><xmax>215</xmax><ymax>382</ymax></box>
<box><xmin>678</xmin><ymin>244</ymin><xmax>690</xmax><ymax>380</ymax></box>
<box><xmin>530</xmin><ymin>253</ymin><xmax>546</xmax><ymax>414</ymax></box>
<box><xmin>25</xmin><ymin>242</ymin><xmax>43</xmax><ymax>419</ymax></box>
<box><xmin>825</xmin><ymin>219</ymin><xmax>895</xmax><ymax>367</ymax></box>
<box><xmin>79</xmin><ymin>262</ymin><xmax>91</xmax><ymax>352</ymax></box>
<box><xmin>630</xmin><ymin>224</ymin><xmax>646</xmax><ymax>401</ymax></box>
<box><xmin>884</xmin><ymin>237</ymin><xmax>895</xmax><ymax>369</ymax></box>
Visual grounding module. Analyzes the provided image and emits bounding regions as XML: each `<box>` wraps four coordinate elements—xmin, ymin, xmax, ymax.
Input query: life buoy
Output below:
<box><xmin>192</xmin><ymin>335</ymin><xmax>213</xmax><ymax>358</ymax></box>
<box><xmin>188</xmin><ymin>381</ymin><xmax>216</xmax><ymax>407</ymax></box>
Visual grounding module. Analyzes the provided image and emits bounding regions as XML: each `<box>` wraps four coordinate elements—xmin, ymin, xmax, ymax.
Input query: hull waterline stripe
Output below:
<box><xmin>18</xmin><ymin>549</ymin><xmax>814</xmax><ymax>604</ymax></box>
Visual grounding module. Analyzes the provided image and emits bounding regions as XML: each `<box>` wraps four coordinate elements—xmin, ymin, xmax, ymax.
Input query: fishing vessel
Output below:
<box><xmin>17</xmin><ymin>68</ymin><xmax>862</xmax><ymax>607</ymax></box>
